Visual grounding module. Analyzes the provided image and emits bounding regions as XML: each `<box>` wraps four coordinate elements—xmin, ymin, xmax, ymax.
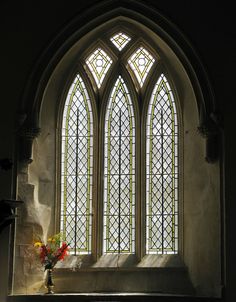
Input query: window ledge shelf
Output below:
<box><xmin>7</xmin><ymin>293</ymin><xmax>221</xmax><ymax>302</ymax></box>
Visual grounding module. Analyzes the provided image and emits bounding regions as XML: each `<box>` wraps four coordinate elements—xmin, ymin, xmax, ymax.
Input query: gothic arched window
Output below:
<box><xmin>14</xmin><ymin>7</ymin><xmax>221</xmax><ymax>297</ymax></box>
<box><xmin>146</xmin><ymin>74</ymin><xmax>178</xmax><ymax>254</ymax></box>
<box><xmin>60</xmin><ymin>29</ymin><xmax>179</xmax><ymax>258</ymax></box>
<box><xmin>103</xmin><ymin>76</ymin><xmax>136</xmax><ymax>254</ymax></box>
<box><xmin>61</xmin><ymin>74</ymin><xmax>94</xmax><ymax>254</ymax></box>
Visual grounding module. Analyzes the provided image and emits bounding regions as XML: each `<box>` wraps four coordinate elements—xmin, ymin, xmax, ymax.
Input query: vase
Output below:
<box><xmin>45</xmin><ymin>269</ymin><xmax>55</xmax><ymax>294</ymax></box>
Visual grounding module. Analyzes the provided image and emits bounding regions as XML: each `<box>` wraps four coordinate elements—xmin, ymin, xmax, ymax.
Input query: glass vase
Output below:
<box><xmin>45</xmin><ymin>268</ymin><xmax>54</xmax><ymax>294</ymax></box>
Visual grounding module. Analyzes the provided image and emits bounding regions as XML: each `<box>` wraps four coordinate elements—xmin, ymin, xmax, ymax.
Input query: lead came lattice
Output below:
<box><xmin>146</xmin><ymin>74</ymin><xmax>178</xmax><ymax>254</ymax></box>
<box><xmin>61</xmin><ymin>74</ymin><xmax>93</xmax><ymax>255</ymax></box>
<box><xmin>110</xmin><ymin>32</ymin><xmax>131</xmax><ymax>51</ymax></box>
<box><xmin>86</xmin><ymin>48</ymin><xmax>112</xmax><ymax>88</ymax></box>
<box><xmin>103</xmin><ymin>76</ymin><xmax>135</xmax><ymax>254</ymax></box>
<box><xmin>128</xmin><ymin>46</ymin><xmax>155</xmax><ymax>87</ymax></box>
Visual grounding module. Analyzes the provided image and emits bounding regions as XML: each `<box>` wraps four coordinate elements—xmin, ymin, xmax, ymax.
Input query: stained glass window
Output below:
<box><xmin>61</xmin><ymin>74</ymin><xmax>93</xmax><ymax>255</ymax></box>
<box><xmin>60</xmin><ymin>31</ymin><xmax>180</xmax><ymax>258</ymax></box>
<box><xmin>103</xmin><ymin>76</ymin><xmax>135</xmax><ymax>254</ymax></box>
<box><xmin>128</xmin><ymin>46</ymin><xmax>155</xmax><ymax>87</ymax></box>
<box><xmin>86</xmin><ymin>48</ymin><xmax>112</xmax><ymax>88</ymax></box>
<box><xmin>146</xmin><ymin>74</ymin><xmax>178</xmax><ymax>254</ymax></box>
<box><xmin>110</xmin><ymin>32</ymin><xmax>131</xmax><ymax>51</ymax></box>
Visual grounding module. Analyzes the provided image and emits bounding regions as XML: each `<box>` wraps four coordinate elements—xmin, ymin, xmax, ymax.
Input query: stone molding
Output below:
<box><xmin>198</xmin><ymin>112</ymin><xmax>222</xmax><ymax>163</ymax></box>
<box><xmin>18</xmin><ymin>127</ymin><xmax>41</xmax><ymax>164</ymax></box>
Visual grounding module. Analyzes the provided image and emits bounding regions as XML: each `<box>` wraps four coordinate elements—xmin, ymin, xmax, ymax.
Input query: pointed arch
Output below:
<box><xmin>13</xmin><ymin>2</ymin><xmax>222</xmax><ymax>297</ymax></box>
<box><xmin>61</xmin><ymin>73</ymin><xmax>94</xmax><ymax>255</ymax></box>
<box><xmin>18</xmin><ymin>3</ymin><xmax>218</xmax><ymax>164</ymax></box>
<box><xmin>146</xmin><ymin>73</ymin><xmax>178</xmax><ymax>254</ymax></box>
<box><xmin>103</xmin><ymin>76</ymin><xmax>135</xmax><ymax>254</ymax></box>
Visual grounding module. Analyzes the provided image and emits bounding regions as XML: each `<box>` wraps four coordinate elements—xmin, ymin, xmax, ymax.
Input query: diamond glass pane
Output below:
<box><xmin>104</xmin><ymin>76</ymin><xmax>135</xmax><ymax>254</ymax></box>
<box><xmin>86</xmin><ymin>48</ymin><xmax>112</xmax><ymax>88</ymax></box>
<box><xmin>128</xmin><ymin>46</ymin><xmax>155</xmax><ymax>87</ymax></box>
<box><xmin>146</xmin><ymin>74</ymin><xmax>178</xmax><ymax>254</ymax></box>
<box><xmin>110</xmin><ymin>32</ymin><xmax>131</xmax><ymax>51</ymax></box>
<box><xmin>61</xmin><ymin>74</ymin><xmax>93</xmax><ymax>255</ymax></box>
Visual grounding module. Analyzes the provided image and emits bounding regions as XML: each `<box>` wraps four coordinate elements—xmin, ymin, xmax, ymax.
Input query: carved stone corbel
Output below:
<box><xmin>198</xmin><ymin>112</ymin><xmax>221</xmax><ymax>163</ymax></box>
<box><xmin>18</xmin><ymin>127</ymin><xmax>41</xmax><ymax>164</ymax></box>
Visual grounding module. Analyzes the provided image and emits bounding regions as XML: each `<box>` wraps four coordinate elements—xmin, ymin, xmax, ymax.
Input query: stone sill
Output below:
<box><xmin>12</xmin><ymin>266</ymin><xmax>195</xmax><ymax>296</ymax></box>
<box><xmin>7</xmin><ymin>293</ymin><xmax>221</xmax><ymax>302</ymax></box>
<box><xmin>50</xmin><ymin>267</ymin><xmax>194</xmax><ymax>294</ymax></box>
<box><xmin>54</xmin><ymin>266</ymin><xmax>187</xmax><ymax>272</ymax></box>
<box><xmin>55</xmin><ymin>254</ymin><xmax>185</xmax><ymax>270</ymax></box>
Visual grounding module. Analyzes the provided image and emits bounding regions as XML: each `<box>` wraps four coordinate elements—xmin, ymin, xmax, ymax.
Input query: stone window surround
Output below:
<box><xmin>57</xmin><ymin>28</ymin><xmax>180</xmax><ymax>260</ymax></box>
<box><xmin>12</xmin><ymin>4</ymin><xmax>222</xmax><ymax>298</ymax></box>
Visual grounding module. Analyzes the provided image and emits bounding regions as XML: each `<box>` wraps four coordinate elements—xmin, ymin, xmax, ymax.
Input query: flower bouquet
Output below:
<box><xmin>34</xmin><ymin>233</ymin><xmax>69</xmax><ymax>294</ymax></box>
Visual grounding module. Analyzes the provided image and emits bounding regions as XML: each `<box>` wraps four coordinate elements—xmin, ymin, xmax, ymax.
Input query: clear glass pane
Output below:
<box><xmin>86</xmin><ymin>48</ymin><xmax>112</xmax><ymax>88</ymax></box>
<box><xmin>103</xmin><ymin>76</ymin><xmax>135</xmax><ymax>254</ymax></box>
<box><xmin>110</xmin><ymin>32</ymin><xmax>131</xmax><ymax>51</ymax></box>
<box><xmin>61</xmin><ymin>74</ymin><xmax>93</xmax><ymax>255</ymax></box>
<box><xmin>146</xmin><ymin>74</ymin><xmax>178</xmax><ymax>254</ymax></box>
<box><xmin>128</xmin><ymin>46</ymin><xmax>155</xmax><ymax>87</ymax></box>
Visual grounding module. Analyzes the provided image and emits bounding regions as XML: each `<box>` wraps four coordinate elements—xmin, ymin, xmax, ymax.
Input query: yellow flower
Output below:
<box><xmin>48</xmin><ymin>237</ymin><xmax>56</xmax><ymax>243</ymax></box>
<box><xmin>34</xmin><ymin>241</ymin><xmax>42</xmax><ymax>248</ymax></box>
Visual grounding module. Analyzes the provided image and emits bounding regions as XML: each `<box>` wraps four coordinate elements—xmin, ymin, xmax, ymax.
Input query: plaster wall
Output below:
<box><xmin>183</xmin><ymin>86</ymin><xmax>221</xmax><ymax>296</ymax></box>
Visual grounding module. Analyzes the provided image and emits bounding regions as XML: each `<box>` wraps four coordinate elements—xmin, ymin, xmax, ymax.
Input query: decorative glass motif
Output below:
<box><xmin>103</xmin><ymin>76</ymin><xmax>135</xmax><ymax>254</ymax></box>
<box><xmin>61</xmin><ymin>74</ymin><xmax>93</xmax><ymax>255</ymax></box>
<box><xmin>146</xmin><ymin>74</ymin><xmax>178</xmax><ymax>254</ymax></box>
<box><xmin>128</xmin><ymin>46</ymin><xmax>155</xmax><ymax>87</ymax></box>
<box><xmin>110</xmin><ymin>32</ymin><xmax>131</xmax><ymax>51</ymax></box>
<box><xmin>86</xmin><ymin>48</ymin><xmax>112</xmax><ymax>88</ymax></box>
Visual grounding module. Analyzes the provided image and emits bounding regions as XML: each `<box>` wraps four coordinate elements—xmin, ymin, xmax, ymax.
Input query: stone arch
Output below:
<box><xmin>17</xmin><ymin>1</ymin><xmax>219</xmax><ymax>164</ymax></box>
<box><xmin>13</xmin><ymin>1</ymin><xmax>222</xmax><ymax>297</ymax></box>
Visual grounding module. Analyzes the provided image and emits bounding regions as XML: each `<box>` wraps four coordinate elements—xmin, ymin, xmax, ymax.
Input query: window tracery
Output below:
<box><xmin>61</xmin><ymin>32</ymin><xmax>179</xmax><ymax>257</ymax></box>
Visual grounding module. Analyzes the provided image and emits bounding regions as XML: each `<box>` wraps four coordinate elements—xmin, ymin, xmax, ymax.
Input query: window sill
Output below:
<box><xmin>7</xmin><ymin>293</ymin><xmax>220</xmax><ymax>302</ymax></box>
<box><xmin>52</xmin><ymin>266</ymin><xmax>193</xmax><ymax>294</ymax></box>
<box><xmin>45</xmin><ymin>254</ymin><xmax>194</xmax><ymax>295</ymax></box>
<box><xmin>55</xmin><ymin>254</ymin><xmax>185</xmax><ymax>270</ymax></box>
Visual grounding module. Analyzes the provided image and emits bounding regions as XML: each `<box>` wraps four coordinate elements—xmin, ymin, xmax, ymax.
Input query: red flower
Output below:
<box><xmin>56</xmin><ymin>242</ymin><xmax>69</xmax><ymax>260</ymax></box>
<box><xmin>34</xmin><ymin>233</ymin><xmax>69</xmax><ymax>269</ymax></box>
